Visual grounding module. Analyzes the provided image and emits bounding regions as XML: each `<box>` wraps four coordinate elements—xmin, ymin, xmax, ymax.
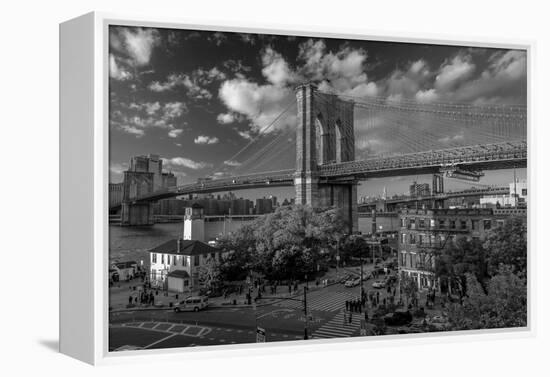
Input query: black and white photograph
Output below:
<box><xmin>107</xmin><ymin>25</ymin><xmax>527</xmax><ymax>351</ymax></box>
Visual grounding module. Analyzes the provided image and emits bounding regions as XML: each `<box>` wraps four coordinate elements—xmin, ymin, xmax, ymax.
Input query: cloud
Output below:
<box><xmin>297</xmin><ymin>39</ymin><xmax>374</xmax><ymax>96</ymax></box>
<box><xmin>224</xmin><ymin>160</ymin><xmax>242</xmax><ymax>167</ymax></box>
<box><xmin>110</xmin><ymin>101</ymin><xmax>188</xmax><ymax>138</ymax></box>
<box><xmin>450</xmin><ymin>50</ymin><xmax>527</xmax><ymax>104</ymax></box>
<box><xmin>111</xmin><ymin>27</ymin><xmax>160</xmax><ymax>66</ymax></box>
<box><xmin>163</xmin><ymin>157</ymin><xmax>212</xmax><ymax>170</ymax></box>
<box><xmin>434</xmin><ymin>54</ymin><xmax>476</xmax><ymax>91</ymax></box>
<box><xmin>109</xmin><ymin>162</ymin><xmax>129</xmax><ymax>182</ymax></box>
<box><xmin>109</xmin><ymin>54</ymin><xmax>132</xmax><ymax>81</ymax></box>
<box><xmin>119</xmin><ymin>125</ymin><xmax>145</xmax><ymax>137</ymax></box>
<box><xmin>415</xmin><ymin>88</ymin><xmax>439</xmax><ymax>103</ymax></box>
<box><xmin>168</xmin><ymin>129</ymin><xmax>183</xmax><ymax>138</ymax></box>
<box><xmin>194</xmin><ymin>135</ymin><xmax>220</xmax><ymax>145</ymax></box>
<box><xmin>209</xmin><ymin>32</ymin><xmax>227</xmax><ymax>46</ymax></box>
<box><xmin>237</xmin><ymin>130</ymin><xmax>253</xmax><ymax>140</ymax></box>
<box><xmin>218</xmin><ymin>77</ymin><xmax>294</xmax><ymax>133</ymax></box>
<box><xmin>384</xmin><ymin>59</ymin><xmax>432</xmax><ymax>98</ymax></box>
<box><xmin>222</xmin><ymin>59</ymin><xmax>252</xmax><ymax>74</ymax></box>
<box><xmin>261</xmin><ymin>46</ymin><xmax>298</xmax><ymax>86</ymax></box>
<box><xmin>148</xmin><ymin>67</ymin><xmax>226</xmax><ymax>99</ymax></box>
<box><xmin>216</xmin><ymin>113</ymin><xmax>236</xmax><ymax>124</ymax></box>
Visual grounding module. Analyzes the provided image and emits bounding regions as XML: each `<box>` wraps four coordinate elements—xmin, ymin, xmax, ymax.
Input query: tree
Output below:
<box><xmin>197</xmin><ymin>257</ymin><xmax>221</xmax><ymax>290</ymax></box>
<box><xmin>484</xmin><ymin>216</ymin><xmax>527</xmax><ymax>277</ymax></box>
<box><xmin>217</xmin><ymin>205</ymin><xmax>347</xmax><ymax>281</ymax></box>
<box><xmin>447</xmin><ymin>266</ymin><xmax>527</xmax><ymax>330</ymax></box>
<box><xmin>432</xmin><ymin>236</ymin><xmax>486</xmax><ymax>296</ymax></box>
<box><xmin>400</xmin><ymin>273</ymin><xmax>418</xmax><ymax>306</ymax></box>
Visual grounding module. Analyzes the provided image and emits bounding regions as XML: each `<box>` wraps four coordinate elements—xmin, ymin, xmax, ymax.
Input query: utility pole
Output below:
<box><xmin>304</xmin><ymin>274</ymin><xmax>309</xmax><ymax>340</ymax></box>
<box><xmin>359</xmin><ymin>244</ymin><xmax>364</xmax><ymax>300</ymax></box>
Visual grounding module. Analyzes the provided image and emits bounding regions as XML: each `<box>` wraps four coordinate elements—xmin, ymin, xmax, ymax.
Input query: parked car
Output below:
<box><xmin>384</xmin><ymin>310</ymin><xmax>413</xmax><ymax>326</ymax></box>
<box><xmin>425</xmin><ymin>315</ymin><xmax>450</xmax><ymax>330</ymax></box>
<box><xmin>345</xmin><ymin>277</ymin><xmax>361</xmax><ymax>288</ymax></box>
<box><xmin>174</xmin><ymin>296</ymin><xmax>209</xmax><ymax>312</ymax></box>
<box><xmin>372</xmin><ymin>280</ymin><xmax>386</xmax><ymax>289</ymax></box>
<box><xmin>339</xmin><ymin>274</ymin><xmax>354</xmax><ymax>284</ymax></box>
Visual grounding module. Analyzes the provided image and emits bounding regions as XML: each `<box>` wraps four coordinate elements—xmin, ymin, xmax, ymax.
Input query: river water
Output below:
<box><xmin>109</xmin><ymin>223</ymin><xmax>184</xmax><ymax>266</ymax></box>
<box><xmin>109</xmin><ymin>215</ymin><xmax>399</xmax><ymax>266</ymax></box>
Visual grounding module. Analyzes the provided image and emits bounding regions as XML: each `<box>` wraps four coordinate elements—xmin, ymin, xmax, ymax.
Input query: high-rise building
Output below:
<box><xmin>255</xmin><ymin>197</ymin><xmax>274</xmax><ymax>214</ymax></box>
<box><xmin>409</xmin><ymin>181</ymin><xmax>431</xmax><ymax>197</ymax></box>
<box><xmin>129</xmin><ymin>154</ymin><xmax>175</xmax><ymax>191</ymax></box>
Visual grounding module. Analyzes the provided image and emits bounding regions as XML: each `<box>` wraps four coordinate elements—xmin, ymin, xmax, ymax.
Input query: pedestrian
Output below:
<box><xmin>128</xmin><ymin>295</ymin><xmax>133</xmax><ymax>305</ymax></box>
<box><xmin>345</xmin><ymin>300</ymin><xmax>350</xmax><ymax>311</ymax></box>
<box><xmin>348</xmin><ymin>311</ymin><xmax>352</xmax><ymax>324</ymax></box>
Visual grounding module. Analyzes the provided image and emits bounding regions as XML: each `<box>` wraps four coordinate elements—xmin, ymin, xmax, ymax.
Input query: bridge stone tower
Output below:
<box><xmin>120</xmin><ymin>170</ymin><xmax>155</xmax><ymax>226</ymax></box>
<box><xmin>294</xmin><ymin>83</ymin><xmax>358</xmax><ymax>233</ymax></box>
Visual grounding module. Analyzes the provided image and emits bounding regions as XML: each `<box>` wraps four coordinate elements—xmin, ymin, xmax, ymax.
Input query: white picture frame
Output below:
<box><xmin>59</xmin><ymin>11</ymin><xmax>535</xmax><ymax>365</ymax></box>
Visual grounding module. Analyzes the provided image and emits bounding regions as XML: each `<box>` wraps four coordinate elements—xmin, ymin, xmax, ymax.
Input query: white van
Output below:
<box><xmin>174</xmin><ymin>296</ymin><xmax>209</xmax><ymax>312</ymax></box>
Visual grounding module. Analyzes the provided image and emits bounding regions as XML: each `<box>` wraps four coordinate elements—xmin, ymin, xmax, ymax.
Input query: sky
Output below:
<box><xmin>108</xmin><ymin>25</ymin><xmax>527</xmax><ymax>200</ymax></box>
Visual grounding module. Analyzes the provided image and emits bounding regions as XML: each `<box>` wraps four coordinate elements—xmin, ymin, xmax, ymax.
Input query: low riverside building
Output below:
<box><xmin>149</xmin><ymin>238</ymin><xmax>221</xmax><ymax>293</ymax></box>
<box><xmin>397</xmin><ymin>207</ymin><xmax>526</xmax><ymax>291</ymax></box>
<box><xmin>148</xmin><ymin>204</ymin><xmax>223</xmax><ymax>293</ymax></box>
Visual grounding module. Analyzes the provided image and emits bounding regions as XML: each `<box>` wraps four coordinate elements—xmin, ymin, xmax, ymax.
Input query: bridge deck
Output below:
<box><xmin>111</xmin><ymin>141</ymin><xmax>526</xmax><ymax>208</ymax></box>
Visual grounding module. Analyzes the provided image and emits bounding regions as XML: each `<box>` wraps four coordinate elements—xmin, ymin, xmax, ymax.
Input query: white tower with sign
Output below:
<box><xmin>183</xmin><ymin>203</ymin><xmax>205</xmax><ymax>242</ymax></box>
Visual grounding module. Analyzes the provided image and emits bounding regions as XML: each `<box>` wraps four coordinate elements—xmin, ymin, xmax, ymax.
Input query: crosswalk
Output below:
<box><xmin>274</xmin><ymin>290</ymin><xmax>360</xmax><ymax>312</ymax></box>
<box><xmin>312</xmin><ymin>311</ymin><xmax>361</xmax><ymax>339</ymax></box>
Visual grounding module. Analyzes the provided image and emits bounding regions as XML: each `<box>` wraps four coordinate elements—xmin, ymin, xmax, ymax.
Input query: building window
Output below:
<box><xmin>194</xmin><ymin>255</ymin><xmax>200</xmax><ymax>266</ymax></box>
<box><xmin>461</xmin><ymin>220</ymin><xmax>467</xmax><ymax>230</ymax></box>
<box><xmin>430</xmin><ymin>219</ymin><xmax>436</xmax><ymax>228</ymax></box>
<box><xmin>401</xmin><ymin>233</ymin><xmax>407</xmax><ymax>244</ymax></box>
<box><xmin>419</xmin><ymin>219</ymin><xmax>425</xmax><ymax>228</ymax></box>
<box><xmin>430</xmin><ymin>235</ymin><xmax>436</xmax><ymax>246</ymax></box>
<box><xmin>152</xmin><ymin>253</ymin><xmax>157</xmax><ymax>263</ymax></box>
<box><xmin>409</xmin><ymin>234</ymin><xmax>416</xmax><ymax>244</ymax></box>
<box><xmin>410</xmin><ymin>253</ymin><xmax>417</xmax><ymax>268</ymax></box>
<box><xmin>167</xmin><ymin>255</ymin><xmax>171</xmax><ymax>265</ymax></box>
<box><xmin>438</xmin><ymin>219</ymin><xmax>446</xmax><ymax>229</ymax></box>
<box><xmin>450</xmin><ymin>220</ymin><xmax>456</xmax><ymax>229</ymax></box>
<box><xmin>497</xmin><ymin>220</ymin><xmax>505</xmax><ymax>227</ymax></box>
<box><xmin>151</xmin><ymin>270</ymin><xmax>156</xmax><ymax>280</ymax></box>
<box><xmin>161</xmin><ymin>254</ymin><xmax>165</xmax><ymax>264</ymax></box>
<box><xmin>173</xmin><ymin>256</ymin><xmax>177</xmax><ymax>265</ymax></box>
<box><xmin>484</xmin><ymin>219</ymin><xmax>492</xmax><ymax>230</ymax></box>
<box><xmin>184</xmin><ymin>279</ymin><xmax>189</xmax><ymax>287</ymax></box>
<box><xmin>418</xmin><ymin>234</ymin><xmax>424</xmax><ymax>245</ymax></box>
<box><xmin>401</xmin><ymin>252</ymin><xmax>407</xmax><ymax>267</ymax></box>
<box><xmin>409</xmin><ymin>219</ymin><xmax>416</xmax><ymax>230</ymax></box>
<box><xmin>471</xmin><ymin>220</ymin><xmax>479</xmax><ymax>231</ymax></box>
<box><xmin>522</xmin><ymin>188</ymin><xmax>527</xmax><ymax>196</ymax></box>
<box><xmin>400</xmin><ymin>218</ymin><xmax>406</xmax><ymax>227</ymax></box>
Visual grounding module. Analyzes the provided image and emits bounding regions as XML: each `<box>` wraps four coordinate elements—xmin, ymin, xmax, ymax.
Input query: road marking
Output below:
<box><xmin>143</xmin><ymin>333</ymin><xmax>177</xmax><ymax>349</ymax></box>
<box><xmin>257</xmin><ymin>308</ymin><xmax>294</xmax><ymax>319</ymax></box>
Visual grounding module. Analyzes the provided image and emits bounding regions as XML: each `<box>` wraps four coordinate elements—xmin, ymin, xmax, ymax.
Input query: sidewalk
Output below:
<box><xmin>109</xmin><ymin>267</ymin><xmax>349</xmax><ymax>313</ymax></box>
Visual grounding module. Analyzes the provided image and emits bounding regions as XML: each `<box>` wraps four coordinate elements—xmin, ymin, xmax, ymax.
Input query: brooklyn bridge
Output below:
<box><xmin>111</xmin><ymin>83</ymin><xmax>527</xmax><ymax>228</ymax></box>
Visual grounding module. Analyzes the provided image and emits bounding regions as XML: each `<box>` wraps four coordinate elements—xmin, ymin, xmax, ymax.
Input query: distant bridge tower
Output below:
<box><xmin>120</xmin><ymin>170</ymin><xmax>155</xmax><ymax>226</ymax></box>
<box><xmin>294</xmin><ymin>83</ymin><xmax>358</xmax><ymax>232</ymax></box>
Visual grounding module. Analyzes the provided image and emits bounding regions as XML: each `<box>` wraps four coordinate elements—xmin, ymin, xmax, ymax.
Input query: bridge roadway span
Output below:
<box><xmin>118</xmin><ymin>140</ymin><xmax>526</xmax><ymax>207</ymax></box>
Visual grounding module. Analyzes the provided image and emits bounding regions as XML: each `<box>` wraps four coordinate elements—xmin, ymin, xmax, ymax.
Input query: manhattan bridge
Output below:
<box><xmin>114</xmin><ymin>83</ymin><xmax>527</xmax><ymax>229</ymax></box>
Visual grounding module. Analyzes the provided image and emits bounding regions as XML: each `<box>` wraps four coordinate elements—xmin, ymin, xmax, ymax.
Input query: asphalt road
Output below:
<box><xmin>109</xmin><ymin>275</ymin><xmax>391</xmax><ymax>351</ymax></box>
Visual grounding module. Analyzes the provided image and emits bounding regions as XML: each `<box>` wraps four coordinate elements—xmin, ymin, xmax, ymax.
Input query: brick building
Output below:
<box><xmin>397</xmin><ymin>207</ymin><xmax>525</xmax><ymax>290</ymax></box>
